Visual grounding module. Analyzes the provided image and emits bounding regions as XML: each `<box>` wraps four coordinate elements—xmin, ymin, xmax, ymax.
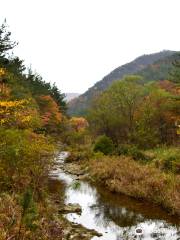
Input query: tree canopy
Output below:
<box><xmin>88</xmin><ymin>75</ymin><xmax>179</xmax><ymax>148</ymax></box>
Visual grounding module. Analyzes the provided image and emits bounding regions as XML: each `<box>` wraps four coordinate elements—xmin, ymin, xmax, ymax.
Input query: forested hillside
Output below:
<box><xmin>68</xmin><ymin>50</ymin><xmax>177</xmax><ymax>116</ymax></box>
<box><xmin>0</xmin><ymin>21</ymin><xmax>67</xmax><ymax>239</ymax></box>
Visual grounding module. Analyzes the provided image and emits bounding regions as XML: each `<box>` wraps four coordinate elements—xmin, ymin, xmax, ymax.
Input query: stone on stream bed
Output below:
<box><xmin>75</xmin><ymin>173</ymin><xmax>90</xmax><ymax>181</ymax></box>
<box><xmin>62</xmin><ymin>223</ymin><xmax>102</xmax><ymax>240</ymax></box>
<box><xmin>63</xmin><ymin>163</ymin><xmax>85</xmax><ymax>176</ymax></box>
<box><xmin>59</xmin><ymin>203</ymin><xmax>82</xmax><ymax>214</ymax></box>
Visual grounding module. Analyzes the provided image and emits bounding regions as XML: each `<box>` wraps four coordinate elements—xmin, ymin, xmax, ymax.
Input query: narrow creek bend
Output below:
<box><xmin>49</xmin><ymin>152</ymin><xmax>180</xmax><ymax>240</ymax></box>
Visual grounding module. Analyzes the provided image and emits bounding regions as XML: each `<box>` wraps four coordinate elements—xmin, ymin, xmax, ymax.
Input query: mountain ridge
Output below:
<box><xmin>68</xmin><ymin>50</ymin><xmax>177</xmax><ymax>116</ymax></box>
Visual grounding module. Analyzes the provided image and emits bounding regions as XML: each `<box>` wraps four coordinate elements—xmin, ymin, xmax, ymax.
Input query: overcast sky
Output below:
<box><xmin>0</xmin><ymin>0</ymin><xmax>180</xmax><ymax>93</ymax></box>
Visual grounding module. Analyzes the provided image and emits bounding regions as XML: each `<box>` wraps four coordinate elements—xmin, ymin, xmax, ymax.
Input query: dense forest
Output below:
<box><xmin>0</xmin><ymin>20</ymin><xmax>179</xmax><ymax>240</ymax></box>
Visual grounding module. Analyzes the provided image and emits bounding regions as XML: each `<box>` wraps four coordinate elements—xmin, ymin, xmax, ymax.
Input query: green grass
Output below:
<box><xmin>145</xmin><ymin>147</ymin><xmax>180</xmax><ymax>174</ymax></box>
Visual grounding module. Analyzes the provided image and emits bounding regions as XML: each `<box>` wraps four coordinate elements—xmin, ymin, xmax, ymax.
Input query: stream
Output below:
<box><xmin>50</xmin><ymin>152</ymin><xmax>180</xmax><ymax>240</ymax></box>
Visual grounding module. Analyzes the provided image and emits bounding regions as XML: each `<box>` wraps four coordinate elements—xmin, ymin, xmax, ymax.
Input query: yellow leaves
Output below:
<box><xmin>0</xmin><ymin>99</ymin><xmax>30</xmax><ymax>124</ymax></box>
<box><xmin>0</xmin><ymin>68</ymin><xmax>6</xmax><ymax>77</ymax></box>
<box><xmin>70</xmin><ymin>117</ymin><xmax>89</xmax><ymax>132</ymax></box>
<box><xmin>0</xmin><ymin>99</ymin><xmax>29</xmax><ymax>108</ymax></box>
<box><xmin>0</xmin><ymin>118</ymin><xmax>7</xmax><ymax>125</ymax></box>
<box><xmin>0</xmin><ymin>98</ymin><xmax>40</xmax><ymax>128</ymax></box>
<box><xmin>21</xmin><ymin>115</ymin><xmax>32</xmax><ymax>123</ymax></box>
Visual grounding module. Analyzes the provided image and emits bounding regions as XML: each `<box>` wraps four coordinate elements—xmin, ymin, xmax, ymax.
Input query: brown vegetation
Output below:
<box><xmin>88</xmin><ymin>156</ymin><xmax>180</xmax><ymax>216</ymax></box>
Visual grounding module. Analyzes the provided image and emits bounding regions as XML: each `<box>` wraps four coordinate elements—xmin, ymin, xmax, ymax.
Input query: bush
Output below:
<box><xmin>0</xmin><ymin>128</ymin><xmax>55</xmax><ymax>192</ymax></box>
<box><xmin>115</xmin><ymin>144</ymin><xmax>149</xmax><ymax>162</ymax></box>
<box><xmin>128</xmin><ymin>146</ymin><xmax>148</xmax><ymax>161</ymax></box>
<box><xmin>94</xmin><ymin>135</ymin><xmax>114</xmax><ymax>155</ymax></box>
<box><xmin>115</xmin><ymin>144</ymin><xmax>130</xmax><ymax>155</ymax></box>
<box><xmin>153</xmin><ymin>147</ymin><xmax>180</xmax><ymax>174</ymax></box>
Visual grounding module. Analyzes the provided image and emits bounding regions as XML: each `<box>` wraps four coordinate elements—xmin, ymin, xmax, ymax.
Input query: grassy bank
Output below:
<box><xmin>87</xmin><ymin>155</ymin><xmax>180</xmax><ymax>216</ymax></box>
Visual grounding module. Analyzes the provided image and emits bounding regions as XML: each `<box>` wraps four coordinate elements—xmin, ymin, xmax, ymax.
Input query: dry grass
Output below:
<box><xmin>88</xmin><ymin>156</ymin><xmax>180</xmax><ymax>216</ymax></box>
<box><xmin>0</xmin><ymin>193</ymin><xmax>63</xmax><ymax>240</ymax></box>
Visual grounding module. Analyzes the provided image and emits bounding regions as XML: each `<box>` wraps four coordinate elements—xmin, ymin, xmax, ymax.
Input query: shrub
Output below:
<box><xmin>94</xmin><ymin>135</ymin><xmax>114</xmax><ymax>155</ymax></box>
<box><xmin>152</xmin><ymin>147</ymin><xmax>180</xmax><ymax>174</ymax></box>
<box><xmin>0</xmin><ymin>128</ymin><xmax>55</xmax><ymax>192</ymax></box>
<box><xmin>115</xmin><ymin>144</ymin><xmax>130</xmax><ymax>155</ymax></box>
<box><xmin>128</xmin><ymin>146</ymin><xmax>148</xmax><ymax>161</ymax></box>
<box><xmin>115</xmin><ymin>144</ymin><xmax>149</xmax><ymax>162</ymax></box>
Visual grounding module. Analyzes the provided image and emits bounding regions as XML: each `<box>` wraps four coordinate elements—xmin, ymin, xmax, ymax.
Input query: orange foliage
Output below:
<box><xmin>0</xmin><ymin>68</ymin><xmax>10</xmax><ymax>97</ymax></box>
<box><xmin>158</xmin><ymin>80</ymin><xmax>174</xmax><ymax>92</ymax></box>
<box><xmin>70</xmin><ymin>117</ymin><xmax>88</xmax><ymax>132</ymax></box>
<box><xmin>158</xmin><ymin>80</ymin><xmax>180</xmax><ymax>131</ymax></box>
<box><xmin>158</xmin><ymin>80</ymin><xmax>180</xmax><ymax>95</ymax></box>
<box><xmin>38</xmin><ymin>95</ymin><xmax>62</xmax><ymax>129</ymax></box>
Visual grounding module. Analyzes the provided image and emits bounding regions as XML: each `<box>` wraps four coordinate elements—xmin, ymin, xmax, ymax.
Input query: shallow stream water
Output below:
<box><xmin>50</xmin><ymin>152</ymin><xmax>180</xmax><ymax>240</ymax></box>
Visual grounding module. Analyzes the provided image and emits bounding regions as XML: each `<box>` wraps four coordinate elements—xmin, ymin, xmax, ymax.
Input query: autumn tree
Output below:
<box><xmin>170</xmin><ymin>53</ymin><xmax>180</xmax><ymax>84</ymax></box>
<box><xmin>50</xmin><ymin>83</ymin><xmax>66</xmax><ymax>113</ymax></box>
<box><xmin>25</xmin><ymin>70</ymin><xmax>67</xmax><ymax>113</ymax></box>
<box><xmin>88</xmin><ymin>75</ymin><xmax>179</xmax><ymax>147</ymax></box>
<box><xmin>70</xmin><ymin>117</ymin><xmax>89</xmax><ymax>132</ymax></box>
<box><xmin>37</xmin><ymin>95</ymin><xmax>62</xmax><ymax>132</ymax></box>
<box><xmin>0</xmin><ymin>98</ymin><xmax>41</xmax><ymax>129</ymax></box>
<box><xmin>88</xmin><ymin>75</ymin><xmax>146</xmax><ymax>144</ymax></box>
<box><xmin>135</xmin><ymin>86</ymin><xmax>178</xmax><ymax>147</ymax></box>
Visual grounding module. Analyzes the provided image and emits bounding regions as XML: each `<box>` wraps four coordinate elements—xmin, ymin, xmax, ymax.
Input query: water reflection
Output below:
<box><xmin>51</xmin><ymin>152</ymin><xmax>180</xmax><ymax>240</ymax></box>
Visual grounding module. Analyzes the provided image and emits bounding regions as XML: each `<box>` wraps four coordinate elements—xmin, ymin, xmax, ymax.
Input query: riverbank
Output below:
<box><xmin>63</xmin><ymin>152</ymin><xmax>180</xmax><ymax>217</ymax></box>
<box><xmin>51</xmin><ymin>151</ymin><xmax>180</xmax><ymax>239</ymax></box>
<box><xmin>85</xmin><ymin>155</ymin><xmax>180</xmax><ymax>217</ymax></box>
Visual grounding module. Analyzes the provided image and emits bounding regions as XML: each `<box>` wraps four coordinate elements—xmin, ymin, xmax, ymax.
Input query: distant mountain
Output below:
<box><xmin>68</xmin><ymin>50</ymin><xmax>177</xmax><ymax>116</ymax></box>
<box><xmin>65</xmin><ymin>93</ymin><xmax>80</xmax><ymax>102</ymax></box>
